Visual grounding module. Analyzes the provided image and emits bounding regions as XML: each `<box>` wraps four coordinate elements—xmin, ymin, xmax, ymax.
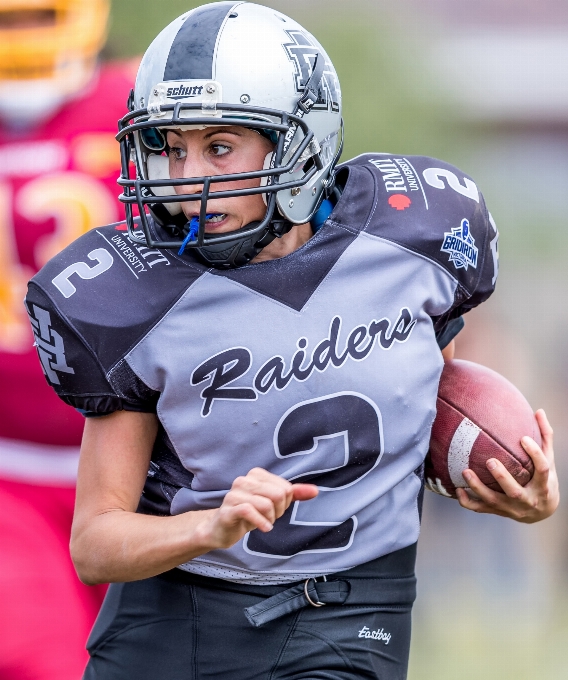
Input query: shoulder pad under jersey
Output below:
<box><xmin>335</xmin><ymin>153</ymin><xmax>499</xmax><ymax>313</ymax></box>
<box><xmin>26</xmin><ymin>223</ymin><xmax>205</xmax><ymax>413</ymax></box>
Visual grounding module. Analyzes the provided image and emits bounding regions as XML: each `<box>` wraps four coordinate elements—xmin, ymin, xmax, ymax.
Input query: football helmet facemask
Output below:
<box><xmin>116</xmin><ymin>1</ymin><xmax>343</xmax><ymax>269</ymax></box>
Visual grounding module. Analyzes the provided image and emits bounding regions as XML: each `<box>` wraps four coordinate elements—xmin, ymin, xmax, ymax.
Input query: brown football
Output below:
<box><xmin>425</xmin><ymin>359</ymin><xmax>540</xmax><ymax>498</ymax></box>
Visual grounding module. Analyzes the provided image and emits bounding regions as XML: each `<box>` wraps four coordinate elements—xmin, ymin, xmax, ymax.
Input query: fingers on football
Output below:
<box><xmin>521</xmin><ymin>437</ymin><xmax>550</xmax><ymax>489</ymax></box>
<box><xmin>455</xmin><ymin>486</ymin><xmax>501</xmax><ymax>516</ymax></box>
<box><xmin>521</xmin><ymin>411</ymin><xmax>553</xmax><ymax>485</ymax></box>
<box><xmin>456</xmin><ymin>486</ymin><xmax>512</xmax><ymax>517</ymax></box>
<box><xmin>533</xmin><ymin>409</ymin><xmax>554</xmax><ymax>461</ymax></box>
<box><xmin>456</xmin><ymin>486</ymin><xmax>484</xmax><ymax>512</ymax></box>
<box><xmin>461</xmin><ymin>468</ymin><xmax>522</xmax><ymax>515</ymax></box>
<box><xmin>484</xmin><ymin>458</ymin><xmax>528</xmax><ymax>499</ymax></box>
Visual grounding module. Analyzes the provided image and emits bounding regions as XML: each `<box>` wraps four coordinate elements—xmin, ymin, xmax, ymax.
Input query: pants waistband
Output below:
<box><xmin>159</xmin><ymin>543</ymin><xmax>417</xmax><ymax>627</ymax></box>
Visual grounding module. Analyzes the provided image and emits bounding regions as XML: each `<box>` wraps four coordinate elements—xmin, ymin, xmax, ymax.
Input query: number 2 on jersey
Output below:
<box><xmin>422</xmin><ymin>167</ymin><xmax>479</xmax><ymax>203</ymax></box>
<box><xmin>244</xmin><ymin>392</ymin><xmax>383</xmax><ymax>558</ymax></box>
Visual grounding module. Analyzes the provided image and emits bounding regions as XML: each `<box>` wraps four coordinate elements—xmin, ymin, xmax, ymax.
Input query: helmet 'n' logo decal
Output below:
<box><xmin>283</xmin><ymin>30</ymin><xmax>340</xmax><ymax>113</ymax></box>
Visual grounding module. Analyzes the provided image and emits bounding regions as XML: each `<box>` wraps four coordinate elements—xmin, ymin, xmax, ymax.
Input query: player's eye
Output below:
<box><xmin>169</xmin><ymin>146</ymin><xmax>187</xmax><ymax>161</ymax></box>
<box><xmin>210</xmin><ymin>143</ymin><xmax>231</xmax><ymax>157</ymax></box>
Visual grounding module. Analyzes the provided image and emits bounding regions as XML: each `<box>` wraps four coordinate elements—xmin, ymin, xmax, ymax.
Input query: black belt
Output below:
<box><xmin>244</xmin><ymin>573</ymin><xmax>416</xmax><ymax>627</ymax></box>
<box><xmin>160</xmin><ymin>543</ymin><xmax>417</xmax><ymax>628</ymax></box>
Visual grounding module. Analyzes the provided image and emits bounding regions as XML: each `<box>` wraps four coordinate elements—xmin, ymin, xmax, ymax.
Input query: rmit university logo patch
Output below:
<box><xmin>441</xmin><ymin>218</ymin><xmax>478</xmax><ymax>270</ymax></box>
<box><xmin>283</xmin><ymin>30</ymin><xmax>340</xmax><ymax>112</ymax></box>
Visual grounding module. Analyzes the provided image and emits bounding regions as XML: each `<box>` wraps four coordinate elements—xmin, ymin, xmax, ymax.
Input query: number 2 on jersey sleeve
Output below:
<box><xmin>244</xmin><ymin>392</ymin><xmax>383</xmax><ymax>558</ymax></box>
<box><xmin>422</xmin><ymin>167</ymin><xmax>479</xmax><ymax>203</ymax></box>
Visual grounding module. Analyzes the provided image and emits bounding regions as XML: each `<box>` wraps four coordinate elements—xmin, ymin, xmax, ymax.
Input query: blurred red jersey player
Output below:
<box><xmin>0</xmin><ymin>1</ymin><xmax>133</xmax><ymax>677</ymax></box>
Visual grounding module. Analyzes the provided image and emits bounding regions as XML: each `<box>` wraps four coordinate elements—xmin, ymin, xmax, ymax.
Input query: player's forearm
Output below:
<box><xmin>70</xmin><ymin>507</ymin><xmax>218</xmax><ymax>585</ymax></box>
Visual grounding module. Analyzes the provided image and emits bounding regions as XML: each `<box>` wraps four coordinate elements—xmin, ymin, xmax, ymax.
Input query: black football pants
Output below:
<box><xmin>83</xmin><ymin>544</ymin><xmax>416</xmax><ymax>680</ymax></box>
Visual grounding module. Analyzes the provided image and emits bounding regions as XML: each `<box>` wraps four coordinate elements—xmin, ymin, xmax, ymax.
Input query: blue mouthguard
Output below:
<box><xmin>178</xmin><ymin>215</ymin><xmax>215</xmax><ymax>255</ymax></box>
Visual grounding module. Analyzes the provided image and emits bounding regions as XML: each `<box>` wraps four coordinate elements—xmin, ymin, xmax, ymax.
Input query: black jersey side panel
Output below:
<box><xmin>26</xmin><ymin>224</ymin><xmax>206</xmax><ymax>413</ymax></box>
<box><xmin>28</xmin><ymin>224</ymin><xmax>206</xmax><ymax>372</ymax></box>
<box><xmin>25</xmin><ymin>282</ymin><xmax>161</xmax><ymax>414</ymax></box>
<box><xmin>25</xmin><ymin>282</ymin><xmax>116</xmax><ymax>404</ymax></box>
<box><xmin>338</xmin><ymin>154</ymin><xmax>498</xmax><ymax>313</ymax></box>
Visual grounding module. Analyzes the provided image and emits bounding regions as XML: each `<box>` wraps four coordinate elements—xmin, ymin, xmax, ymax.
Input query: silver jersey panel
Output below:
<box><xmin>126</xmin><ymin>230</ymin><xmax>458</xmax><ymax>582</ymax></box>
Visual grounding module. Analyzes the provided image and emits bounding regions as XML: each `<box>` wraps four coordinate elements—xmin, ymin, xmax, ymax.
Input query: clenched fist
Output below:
<box><xmin>197</xmin><ymin>468</ymin><xmax>319</xmax><ymax>550</ymax></box>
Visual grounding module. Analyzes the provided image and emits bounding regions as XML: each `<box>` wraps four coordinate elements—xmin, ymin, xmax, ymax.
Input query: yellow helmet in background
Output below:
<box><xmin>0</xmin><ymin>0</ymin><xmax>110</xmax><ymax>125</ymax></box>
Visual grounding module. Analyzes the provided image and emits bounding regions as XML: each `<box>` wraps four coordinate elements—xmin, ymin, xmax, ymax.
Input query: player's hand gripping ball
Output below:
<box><xmin>426</xmin><ymin>360</ymin><xmax>540</xmax><ymax>498</ymax></box>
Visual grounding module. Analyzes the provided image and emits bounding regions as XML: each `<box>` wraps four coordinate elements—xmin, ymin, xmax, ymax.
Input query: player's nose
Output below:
<box><xmin>181</xmin><ymin>154</ymin><xmax>207</xmax><ymax>193</ymax></box>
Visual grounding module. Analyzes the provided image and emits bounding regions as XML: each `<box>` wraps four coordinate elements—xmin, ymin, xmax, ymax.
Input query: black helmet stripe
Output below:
<box><xmin>164</xmin><ymin>2</ymin><xmax>239</xmax><ymax>81</ymax></box>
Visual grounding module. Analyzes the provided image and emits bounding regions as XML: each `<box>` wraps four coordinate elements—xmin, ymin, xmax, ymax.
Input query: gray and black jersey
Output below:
<box><xmin>26</xmin><ymin>153</ymin><xmax>498</xmax><ymax>584</ymax></box>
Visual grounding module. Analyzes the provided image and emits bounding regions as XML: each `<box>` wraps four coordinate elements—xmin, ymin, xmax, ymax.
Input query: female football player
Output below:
<box><xmin>25</xmin><ymin>3</ymin><xmax>558</xmax><ymax>678</ymax></box>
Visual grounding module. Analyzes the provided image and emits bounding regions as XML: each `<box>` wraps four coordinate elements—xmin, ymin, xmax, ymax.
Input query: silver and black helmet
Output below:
<box><xmin>116</xmin><ymin>1</ymin><xmax>343</xmax><ymax>268</ymax></box>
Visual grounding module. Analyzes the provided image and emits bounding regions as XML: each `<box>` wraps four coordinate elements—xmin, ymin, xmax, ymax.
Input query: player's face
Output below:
<box><xmin>167</xmin><ymin>127</ymin><xmax>274</xmax><ymax>234</ymax></box>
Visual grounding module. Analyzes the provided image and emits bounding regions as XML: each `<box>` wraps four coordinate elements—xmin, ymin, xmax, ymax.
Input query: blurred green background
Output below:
<box><xmin>105</xmin><ymin>0</ymin><xmax>471</xmax><ymax>161</ymax></box>
<box><xmin>105</xmin><ymin>2</ymin><xmax>568</xmax><ymax>678</ymax></box>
